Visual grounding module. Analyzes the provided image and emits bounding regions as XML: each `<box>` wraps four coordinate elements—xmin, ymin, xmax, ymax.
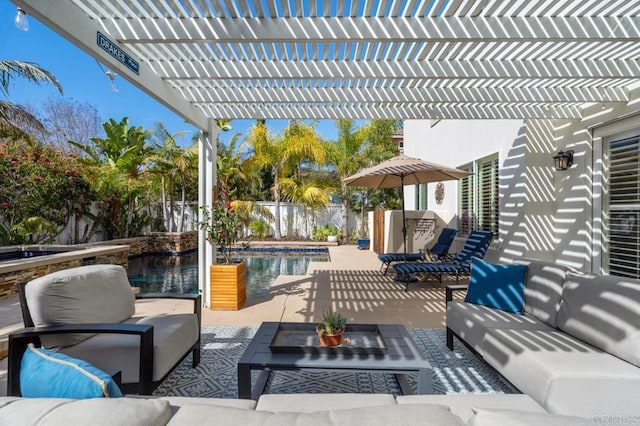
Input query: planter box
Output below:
<box><xmin>357</xmin><ymin>238</ymin><xmax>370</xmax><ymax>250</ymax></box>
<box><xmin>210</xmin><ymin>261</ymin><xmax>246</xmax><ymax>310</ymax></box>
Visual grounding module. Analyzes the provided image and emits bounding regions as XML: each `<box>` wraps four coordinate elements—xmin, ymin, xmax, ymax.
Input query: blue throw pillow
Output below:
<box><xmin>465</xmin><ymin>258</ymin><xmax>528</xmax><ymax>315</ymax></box>
<box><xmin>20</xmin><ymin>344</ymin><xmax>123</xmax><ymax>398</ymax></box>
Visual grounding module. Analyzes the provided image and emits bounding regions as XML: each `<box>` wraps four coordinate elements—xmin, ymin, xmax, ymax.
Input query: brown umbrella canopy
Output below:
<box><xmin>343</xmin><ymin>155</ymin><xmax>470</xmax><ymax>257</ymax></box>
<box><xmin>342</xmin><ymin>155</ymin><xmax>470</xmax><ymax>189</ymax></box>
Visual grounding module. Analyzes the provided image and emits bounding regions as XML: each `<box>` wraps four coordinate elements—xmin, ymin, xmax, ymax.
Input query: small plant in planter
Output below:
<box><xmin>316</xmin><ymin>309</ymin><xmax>347</xmax><ymax>347</ymax></box>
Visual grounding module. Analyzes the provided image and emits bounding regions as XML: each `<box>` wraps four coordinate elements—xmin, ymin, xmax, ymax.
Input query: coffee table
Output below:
<box><xmin>237</xmin><ymin>322</ymin><xmax>432</xmax><ymax>399</ymax></box>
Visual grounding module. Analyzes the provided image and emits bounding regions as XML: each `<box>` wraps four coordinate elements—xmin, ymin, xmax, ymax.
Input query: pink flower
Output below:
<box><xmin>0</xmin><ymin>202</ymin><xmax>8</xmax><ymax>208</ymax></box>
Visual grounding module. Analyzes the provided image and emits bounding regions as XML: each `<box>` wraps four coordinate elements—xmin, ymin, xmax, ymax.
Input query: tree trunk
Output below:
<box><xmin>178</xmin><ymin>185</ymin><xmax>186</xmax><ymax>232</ymax></box>
<box><xmin>273</xmin><ymin>169</ymin><xmax>282</xmax><ymax>240</ymax></box>
<box><xmin>161</xmin><ymin>176</ymin><xmax>170</xmax><ymax>231</ymax></box>
<box><xmin>341</xmin><ymin>183</ymin><xmax>349</xmax><ymax>244</ymax></box>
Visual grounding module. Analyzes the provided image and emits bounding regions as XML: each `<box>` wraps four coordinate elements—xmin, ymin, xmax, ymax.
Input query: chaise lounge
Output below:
<box><xmin>393</xmin><ymin>230</ymin><xmax>493</xmax><ymax>291</ymax></box>
<box><xmin>378</xmin><ymin>227</ymin><xmax>457</xmax><ymax>275</ymax></box>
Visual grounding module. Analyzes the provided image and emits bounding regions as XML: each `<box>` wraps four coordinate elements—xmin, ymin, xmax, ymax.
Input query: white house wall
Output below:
<box><xmin>404</xmin><ymin>92</ymin><xmax>640</xmax><ymax>273</ymax></box>
<box><xmin>404</xmin><ymin>119</ymin><xmax>525</xmax><ymax>262</ymax></box>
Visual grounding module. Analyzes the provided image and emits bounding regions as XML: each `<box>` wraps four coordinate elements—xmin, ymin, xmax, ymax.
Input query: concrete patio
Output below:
<box><xmin>0</xmin><ymin>245</ymin><xmax>464</xmax><ymax>396</ymax></box>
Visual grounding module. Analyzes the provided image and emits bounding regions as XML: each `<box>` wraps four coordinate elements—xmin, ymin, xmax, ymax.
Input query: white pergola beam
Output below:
<box><xmin>177</xmin><ymin>85</ymin><xmax>628</xmax><ymax>104</ymax></box>
<box><xmin>13</xmin><ymin>0</ymin><xmax>209</xmax><ymax>130</ymax></box>
<box><xmin>158</xmin><ymin>59</ymin><xmax>640</xmax><ymax>80</ymax></box>
<box><xmin>102</xmin><ymin>16</ymin><xmax>640</xmax><ymax>43</ymax></box>
<box><xmin>197</xmin><ymin>103</ymin><xmax>582</xmax><ymax>120</ymax></box>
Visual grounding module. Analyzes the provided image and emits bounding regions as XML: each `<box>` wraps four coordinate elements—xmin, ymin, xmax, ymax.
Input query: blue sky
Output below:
<box><xmin>1</xmin><ymin>1</ymin><xmax>343</xmax><ymax>147</ymax></box>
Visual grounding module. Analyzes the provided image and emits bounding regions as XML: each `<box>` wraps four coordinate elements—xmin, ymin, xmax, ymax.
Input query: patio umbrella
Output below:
<box><xmin>342</xmin><ymin>154</ymin><xmax>471</xmax><ymax>258</ymax></box>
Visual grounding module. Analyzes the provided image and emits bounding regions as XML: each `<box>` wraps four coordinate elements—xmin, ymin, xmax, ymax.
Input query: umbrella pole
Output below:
<box><xmin>401</xmin><ymin>175</ymin><xmax>407</xmax><ymax>260</ymax></box>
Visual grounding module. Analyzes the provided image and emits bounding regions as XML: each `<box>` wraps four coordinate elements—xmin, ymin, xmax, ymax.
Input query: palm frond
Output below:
<box><xmin>0</xmin><ymin>60</ymin><xmax>62</xmax><ymax>96</ymax></box>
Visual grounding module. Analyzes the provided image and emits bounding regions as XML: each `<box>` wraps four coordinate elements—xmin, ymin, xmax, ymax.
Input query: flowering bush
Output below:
<box><xmin>0</xmin><ymin>140</ymin><xmax>93</xmax><ymax>244</ymax></box>
<box><xmin>199</xmin><ymin>200</ymin><xmax>243</xmax><ymax>263</ymax></box>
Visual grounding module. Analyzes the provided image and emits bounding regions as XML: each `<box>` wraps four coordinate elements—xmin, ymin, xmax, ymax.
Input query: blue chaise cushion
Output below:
<box><xmin>20</xmin><ymin>343</ymin><xmax>123</xmax><ymax>398</ymax></box>
<box><xmin>465</xmin><ymin>258</ymin><xmax>528</xmax><ymax>315</ymax></box>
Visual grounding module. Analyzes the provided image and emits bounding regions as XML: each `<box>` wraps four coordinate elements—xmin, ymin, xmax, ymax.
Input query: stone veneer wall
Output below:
<box><xmin>0</xmin><ymin>232</ymin><xmax>198</xmax><ymax>301</ymax></box>
<box><xmin>94</xmin><ymin>232</ymin><xmax>198</xmax><ymax>256</ymax></box>
<box><xmin>0</xmin><ymin>250</ymin><xmax>128</xmax><ymax>300</ymax></box>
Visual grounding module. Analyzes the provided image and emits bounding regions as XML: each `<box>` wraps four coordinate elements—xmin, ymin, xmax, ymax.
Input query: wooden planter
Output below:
<box><xmin>210</xmin><ymin>261</ymin><xmax>246</xmax><ymax>310</ymax></box>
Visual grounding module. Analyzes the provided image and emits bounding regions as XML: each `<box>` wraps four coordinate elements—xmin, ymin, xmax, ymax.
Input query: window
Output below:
<box><xmin>414</xmin><ymin>184</ymin><xmax>428</xmax><ymax>210</ymax></box>
<box><xmin>604</xmin><ymin>135</ymin><xmax>640</xmax><ymax>278</ymax></box>
<box><xmin>458</xmin><ymin>155</ymin><xmax>499</xmax><ymax>238</ymax></box>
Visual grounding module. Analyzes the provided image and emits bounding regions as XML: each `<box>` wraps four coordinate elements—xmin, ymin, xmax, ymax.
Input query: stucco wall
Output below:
<box><xmin>403</xmin><ymin>94</ymin><xmax>640</xmax><ymax>272</ymax></box>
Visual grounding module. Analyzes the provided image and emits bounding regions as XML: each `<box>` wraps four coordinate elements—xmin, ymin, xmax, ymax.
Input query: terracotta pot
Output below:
<box><xmin>317</xmin><ymin>327</ymin><xmax>344</xmax><ymax>347</ymax></box>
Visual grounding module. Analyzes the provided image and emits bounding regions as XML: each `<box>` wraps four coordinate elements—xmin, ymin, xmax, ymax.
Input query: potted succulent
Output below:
<box><xmin>199</xmin><ymin>200</ymin><xmax>246</xmax><ymax>310</ymax></box>
<box><xmin>316</xmin><ymin>309</ymin><xmax>347</xmax><ymax>347</ymax></box>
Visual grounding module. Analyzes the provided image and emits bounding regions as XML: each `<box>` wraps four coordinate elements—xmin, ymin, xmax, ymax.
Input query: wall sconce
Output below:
<box><xmin>15</xmin><ymin>7</ymin><xmax>29</xmax><ymax>31</ymax></box>
<box><xmin>553</xmin><ymin>150</ymin><xmax>574</xmax><ymax>171</ymax></box>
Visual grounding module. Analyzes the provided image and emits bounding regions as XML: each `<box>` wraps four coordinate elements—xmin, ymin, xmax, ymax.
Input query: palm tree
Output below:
<box><xmin>280</xmin><ymin>174</ymin><xmax>336</xmax><ymax>237</ymax></box>
<box><xmin>0</xmin><ymin>60</ymin><xmax>62</xmax><ymax>138</ymax></box>
<box><xmin>247</xmin><ymin>121</ymin><xmax>325</xmax><ymax>240</ymax></box>
<box><xmin>71</xmin><ymin>117</ymin><xmax>154</xmax><ymax>238</ymax></box>
<box><xmin>149</xmin><ymin>122</ymin><xmax>195</xmax><ymax>232</ymax></box>
<box><xmin>325</xmin><ymin>119</ymin><xmax>368</xmax><ymax>243</ymax></box>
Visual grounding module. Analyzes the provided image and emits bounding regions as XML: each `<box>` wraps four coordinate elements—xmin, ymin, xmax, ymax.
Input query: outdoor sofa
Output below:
<box><xmin>446</xmin><ymin>258</ymin><xmax>640</xmax><ymax>419</ymax></box>
<box><xmin>0</xmin><ymin>393</ymin><xmax>596</xmax><ymax>425</ymax></box>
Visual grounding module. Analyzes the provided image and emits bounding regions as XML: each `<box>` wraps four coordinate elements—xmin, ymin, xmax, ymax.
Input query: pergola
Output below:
<box><xmin>13</xmin><ymin>0</ymin><xmax>640</xmax><ymax>305</ymax></box>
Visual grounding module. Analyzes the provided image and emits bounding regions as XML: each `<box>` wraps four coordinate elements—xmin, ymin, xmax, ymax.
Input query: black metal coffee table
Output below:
<box><xmin>237</xmin><ymin>322</ymin><xmax>432</xmax><ymax>399</ymax></box>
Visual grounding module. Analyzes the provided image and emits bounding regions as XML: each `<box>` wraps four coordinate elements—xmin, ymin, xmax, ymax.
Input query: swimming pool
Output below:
<box><xmin>127</xmin><ymin>249</ymin><xmax>328</xmax><ymax>298</ymax></box>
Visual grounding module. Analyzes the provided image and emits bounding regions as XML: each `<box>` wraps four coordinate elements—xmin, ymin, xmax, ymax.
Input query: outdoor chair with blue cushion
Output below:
<box><xmin>378</xmin><ymin>228</ymin><xmax>458</xmax><ymax>275</ymax></box>
<box><xmin>8</xmin><ymin>264</ymin><xmax>201</xmax><ymax>396</ymax></box>
<box><xmin>392</xmin><ymin>230</ymin><xmax>494</xmax><ymax>291</ymax></box>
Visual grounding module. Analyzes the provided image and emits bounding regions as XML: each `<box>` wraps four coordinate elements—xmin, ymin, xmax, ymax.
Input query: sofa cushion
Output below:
<box><xmin>20</xmin><ymin>343</ymin><xmax>122</xmax><ymax>398</ymax></box>
<box><xmin>465</xmin><ymin>259</ymin><xmax>527</xmax><ymax>314</ymax></box>
<box><xmin>0</xmin><ymin>397</ymin><xmax>171</xmax><ymax>426</ymax></box>
<box><xmin>556</xmin><ymin>272</ymin><xmax>640</xmax><ymax>367</ymax></box>
<box><xmin>467</xmin><ymin>409</ymin><xmax>592</xmax><ymax>425</ymax></box>
<box><xmin>256</xmin><ymin>393</ymin><xmax>396</xmax><ymax>412</ymax></box>
<box><xmin>167</xmin><ymin>403</ymin><xmax>464</xmax><ymax>426</ymax></box>
<box><xmin>61</xmin><ymin>313</ymin><xmax>199</xmax><ymax>383</ymax></box>
<box><xmin>483</xmin><ymin>328</ymin><xmax>640</xmax><ymax>418</ymax></box>
<box><xmin>446</xmin><ymin>301</ymin><xmax>553</xmax><ymax>356</ymax></box>
<box><xmin>397</xmin><ymin>394</ymin><xmax>546</xmax><ymax>422</ymax></box>
<box><xmin>514</xmin><ymin>259</ymin><xmax>571</xmax><ymax>327</ymax></box>
<box><xmin>25</xmin><ymin>264</ymin><xmax>136</xmax><ymax>348</ymax></box>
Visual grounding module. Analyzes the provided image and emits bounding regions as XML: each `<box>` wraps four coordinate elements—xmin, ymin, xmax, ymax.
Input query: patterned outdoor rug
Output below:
<box><xmin>153</xmin><ymin>326</ymin><xmax>515</xmax><ymax>398</ymax></box>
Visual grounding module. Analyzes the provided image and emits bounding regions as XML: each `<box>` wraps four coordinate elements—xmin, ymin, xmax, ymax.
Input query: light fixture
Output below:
<box><xmin>105</xmin><ymin>70</ymin><xmax>119</xmax><ymax>92</ymax></box>
<box><xmin>15</xmin><ymin>7</ymin><xmax>29</xmax><ymax>31</ymax></box>
<box><xmin>553</xmin><ymin>150</ymin><xmax>574</xmax><ymax>171</ymax></box>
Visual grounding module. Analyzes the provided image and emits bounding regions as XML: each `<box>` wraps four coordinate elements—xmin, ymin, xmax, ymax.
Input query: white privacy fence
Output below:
<box><xmin>54</xmin><ymin>201</ymin><xmax>362</xmax><ymax>244</ymax></box>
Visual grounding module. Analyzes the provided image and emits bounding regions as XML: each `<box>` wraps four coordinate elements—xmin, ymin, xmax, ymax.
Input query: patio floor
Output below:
<box><xmin>0</xmin><ymin>245</ymin><xmax>466</xmax><ymax>396</ymax></box>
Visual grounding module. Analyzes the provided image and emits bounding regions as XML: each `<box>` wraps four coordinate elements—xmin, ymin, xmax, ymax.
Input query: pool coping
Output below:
<box><xmin>0</xmin><ymin>245</ymin><xmax>129</xmax><ymax>274</ymax></box>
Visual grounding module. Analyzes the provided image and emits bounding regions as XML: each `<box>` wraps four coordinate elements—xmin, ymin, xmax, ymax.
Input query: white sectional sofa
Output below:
<box><xmin>0</xmin><ymin>393</ymin><xmax>595</xmax><ymax>425</ymax></box>
<box><xmin>446</xmin><ymin>258</ymin><xmax>640</xmax><ymax>419</ymax></box>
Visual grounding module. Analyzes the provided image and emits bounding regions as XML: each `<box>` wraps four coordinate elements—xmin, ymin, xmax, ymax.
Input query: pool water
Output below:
<box><xmin>127</xmin><ymin>251</ymin><xmax>328</xmax><ymax>298</ymax></box>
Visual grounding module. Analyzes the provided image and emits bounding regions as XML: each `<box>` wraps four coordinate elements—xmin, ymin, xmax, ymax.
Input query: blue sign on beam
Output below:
<box><xmin>97</xmin><ymin>31</ymin><xmax>139</xmax><ymax>75</ymax></box>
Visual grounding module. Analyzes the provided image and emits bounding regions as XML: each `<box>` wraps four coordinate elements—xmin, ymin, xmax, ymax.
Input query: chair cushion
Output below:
<box><xmin>0</xmin><ymin>397</ymin><xmax>171</xmax><ymax>426</ymax></box>
<box><xmin>20</xmin><ymin>344</ymin><xmax>122</xmax><ymax>398</ymax></box>
<box><xmin>468</xmin><ymin>409</ymin><xmax>592</xmax><ymax>425</ymax></box>
<box><xmin>465</xmin><ymin>259</ymin><xmax>528</xmax><ymax>315</ymax></box>
<box><xmin>167</xmin><ymin>404</ymin><xmax>464</xmax><ymax>426</ymax></box>
<box><xmin>446</xmin><ymin>302</ymin><xmax>552</xmax><ymax>356</ymax></box>
<box><xmin>256</xmin><ymin>393</ymin><xmax>396</xmax><ymax>412</ymax></box>
<box><xmin>25</xmin><ymin>264</ymin><xmax>135</xmax><ymax>348</ymax></box>
<box><xmin>483</xmin><ymin>328</ymin><xmax>640</xmax><ymax>417</ymax></box>
<box><xmin>514</xmin><ymin>259</ymin><xmax>571</xmax><ymax>328</ymax></box>
<box><xmin>556</xmin><ymin>272</ymin><xmax>640</xmax><ymax>367</ymax></box>
<box><xmin>61</xmin><ymin>313</ymin><xmax>199</xmax><ymax>383</ymax></box>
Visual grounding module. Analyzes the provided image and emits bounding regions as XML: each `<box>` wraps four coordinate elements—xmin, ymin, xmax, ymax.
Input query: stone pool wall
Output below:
<box><xmin>0</xmin><ymin>231</ymin><xmax>198</xmax><ymax>300</ymax></box>
<box><xmin>0</xmin><ymin>246</ymin><xmax>128</xmax><ymax>300</ymax></box>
